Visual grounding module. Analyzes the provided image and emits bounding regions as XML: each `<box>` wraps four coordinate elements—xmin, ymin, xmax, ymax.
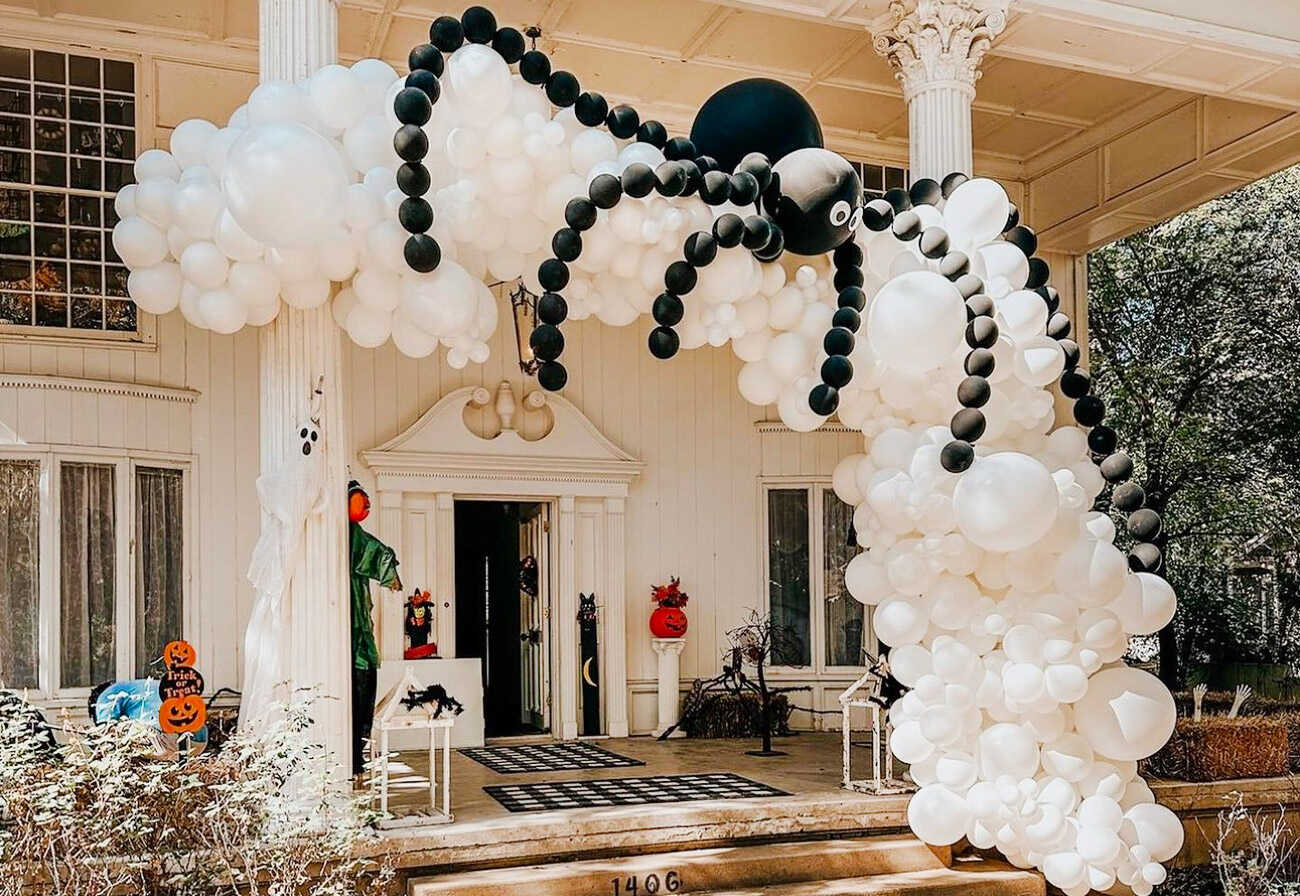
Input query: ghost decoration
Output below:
<box><xmin>240</xmin><ymin>420</ymin><xmax>328</xmax><ymax>729</ymax></box>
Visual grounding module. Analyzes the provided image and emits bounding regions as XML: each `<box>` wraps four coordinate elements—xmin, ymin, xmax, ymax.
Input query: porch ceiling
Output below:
<box><xmin>2</xmin><ymin>0</ymin><xmax>1298</xmax><ymax>251</ymax></box>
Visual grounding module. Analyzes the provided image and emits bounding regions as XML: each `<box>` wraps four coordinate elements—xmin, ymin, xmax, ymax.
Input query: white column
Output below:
<box><xmin>604</xmin><ymin>497</ymin><xmax>629</xmax><ymax>738</ymax></box>
<box><xmin>651</xmin><ymin>638</ymin><xmax>686</xmax><ymax>738</ymax></box>
<box><xmin>873</xmin><ymin>0</ymin><xmax>1008</xmax><ymax>181</ymax></box>
<box><xmin>557</xmin><ymin>495</ymin><xmax>579</xmax><ymax>740</ymax></box>
<box><xmin>257</xmin><ymin>0</ymin><xmax>350</xmax><ymax>767</ymax></box>
<box><xmin>434</xmin><ymin>492</ymin><xmax>456</xmax><ymax>655</ymax></box>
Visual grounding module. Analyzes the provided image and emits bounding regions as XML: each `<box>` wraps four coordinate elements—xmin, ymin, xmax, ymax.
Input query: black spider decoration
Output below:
<box><xmin>394</xmin><ymin>6</ymin><xmax>1163</xmax><ymax>571</ymax></box>
<box><xmin>400</xmin><ymin>684</ymin><xmax>465</xmax><ymax>718</ymax></box>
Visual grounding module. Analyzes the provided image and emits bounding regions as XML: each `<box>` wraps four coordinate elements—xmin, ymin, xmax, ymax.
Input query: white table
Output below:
<box><xmin>375</xmin><ymin>657</ymin><xmax>485</xmax><ymax>749</ymax></box>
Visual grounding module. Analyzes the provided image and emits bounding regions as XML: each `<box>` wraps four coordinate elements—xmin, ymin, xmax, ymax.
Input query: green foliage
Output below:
<box><xmin>1089</xmin><ymin>165</ymin><xmax>1300</xmax><ymax>681</ymax></box>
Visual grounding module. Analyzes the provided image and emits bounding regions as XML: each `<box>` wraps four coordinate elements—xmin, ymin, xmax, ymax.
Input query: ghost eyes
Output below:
<box><xmin>300</xmin><ymin>427</ymin><xmax>309</xmax><ymax>438</ymax></box>
<box><xmin>829</xmin><ymin>200</ymin><xmax>852</xmax><ymax>227</ymax></box>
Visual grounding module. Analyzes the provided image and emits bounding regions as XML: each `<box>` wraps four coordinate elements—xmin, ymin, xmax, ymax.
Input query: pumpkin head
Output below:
<box><xmin>162</xmin><ymin>639</ymin><xmax>196</xmax><ymax>669</ymax></box>
<box><xmin>159</xmin><ymin>694</ymin><xmax>206</xmax><ymax>734</ymax></box>
<box><xmin>348</xmin><ymin>484</ymin><xmax>370</xmax><ymax>522</ymax></box>
<box><xmin>650</xmin><ymin>605</ymin><xmax>688</xmax><ymax>638</ymax></box>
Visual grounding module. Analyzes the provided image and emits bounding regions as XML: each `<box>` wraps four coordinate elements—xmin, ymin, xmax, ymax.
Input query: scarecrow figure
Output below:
<box><xmin>241</xmin><ymin>420</ymin><xmax>328</xmax><ymax>729</ymax></box>
<box><xmin>348</xmin><ymin>480</ymin><xmax>403</xmax><ymax>776</ymax></box>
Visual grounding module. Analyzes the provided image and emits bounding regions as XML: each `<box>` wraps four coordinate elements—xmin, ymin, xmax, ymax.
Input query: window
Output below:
<box><xmin>764</xmin><ymin>483</ymin><xmax>871</xmax><ymax>670</ymax></box>
<box><xmin>851</xmin><ymin>161</ymin><xmax>908</xmax><ymax>202</ymax></box>
<box><xmin>0</xmin><ymin>451</ymin><xmax>186</xmax><ymax>695</ymax></box>
<box><xmin>0</xmin><ymin>459</ymin><xmax>39</xmax><ymax>687</ymax></box>
<box><xmin>0</xmin><ymin>45</ymin><xmax>136</xmax><ymax>335</ymax></box>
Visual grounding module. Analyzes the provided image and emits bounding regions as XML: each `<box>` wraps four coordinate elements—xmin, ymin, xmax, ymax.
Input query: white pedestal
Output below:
<box><xmin>375</xmin><ymin>658</ymin><xmax>485</xmax><ymax>749</ymax></box>
<box><xmin>651</xmin><ymin>637</ymin><xmax>686</xmax><ymax>738</ymax></box>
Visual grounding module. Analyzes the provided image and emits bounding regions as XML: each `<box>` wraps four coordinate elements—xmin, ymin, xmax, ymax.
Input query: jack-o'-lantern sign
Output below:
<box><xmin>160</xmin><ymin>665</ymin><xmax>205</xmax><ymax>700</ymax></box>
<box><xmin>159</xmin><ymin>694</ymin><xmax>206</xmax><ymax>734</ymax></box>
<box><xmin>162</xmin><ymin>639</ymin><xmax>196</xmax><ymax>669</ymax></box>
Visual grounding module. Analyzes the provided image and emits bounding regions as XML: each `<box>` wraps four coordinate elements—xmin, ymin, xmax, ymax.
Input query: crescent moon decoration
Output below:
<box><xmin>110</xmin><ymin>3</ymin><xmax>1180</xmax><ymax>884</ymax></box>
<box><xmin>582</xmin><ymin>657</ymin><xmax>597</xmax><ymax>688</ymax></box>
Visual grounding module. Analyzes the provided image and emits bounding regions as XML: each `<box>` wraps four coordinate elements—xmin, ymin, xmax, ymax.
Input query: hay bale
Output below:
<box><xmin>1147</xmin><ymin>717</ymin><xmax>1290</xmax><ymax>782</ymax></box>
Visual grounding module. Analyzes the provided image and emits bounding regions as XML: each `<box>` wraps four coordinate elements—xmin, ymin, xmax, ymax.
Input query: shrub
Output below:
<box><xmin>1146</xmin><ymin>717</ymin><xmax>1290</xmax><ymax>782</ymax></box>
<box><xmin>678</xmin><ymin>682</ymin><xmax>793</xmax><ymax>739</ymax></box>
<box><xmin>0</xmin><ymin>695</ymin><xmax>394</xmax><ymax>896</ymax></box>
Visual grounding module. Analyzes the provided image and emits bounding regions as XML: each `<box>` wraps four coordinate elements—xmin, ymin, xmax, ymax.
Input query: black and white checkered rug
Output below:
<box><xmin>484</xmin><ymin>773</ymin><xmax>788</xmax><ymax>812</ymax></box>
<box><xmin>461</xmin><ymin>741</ymin><xmax>645</xmax><ymax>774</ymax></box>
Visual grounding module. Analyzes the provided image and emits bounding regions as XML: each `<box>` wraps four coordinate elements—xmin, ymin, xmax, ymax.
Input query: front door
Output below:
<box><xmin>454</xmin><ymin>500</ymin><xmax>551</xmax><ymax>738</ymax></box>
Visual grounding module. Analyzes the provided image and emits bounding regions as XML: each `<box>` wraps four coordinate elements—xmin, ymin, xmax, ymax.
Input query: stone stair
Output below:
<box><xmin>408</xmin><ymin>835</ymin><xmax>1043</xmax><ymax>896</ymax></box>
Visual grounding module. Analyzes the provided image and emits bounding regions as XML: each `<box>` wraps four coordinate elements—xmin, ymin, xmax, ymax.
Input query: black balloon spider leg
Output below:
<box><xmin>395</xmin><ymin>4</ymin><xmax>685</xmax><ymax>276</ymax></box>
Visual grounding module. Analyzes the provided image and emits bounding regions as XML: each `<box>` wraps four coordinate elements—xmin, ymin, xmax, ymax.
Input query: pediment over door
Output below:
<box><xmin>360</xmin><ymin>381</ymin><xmax>643</xmax><ymax>497</ymax></box>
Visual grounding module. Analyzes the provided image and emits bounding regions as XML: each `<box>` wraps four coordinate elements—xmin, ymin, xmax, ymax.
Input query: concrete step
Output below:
<box><xmin>692</xmin><ymin>862</ymin><xmax>1045</xmax><ymax>896</ymax></box>
<box><xmin>409</xmin><ymin>835</ymin><xmax>950</xmax><ymax>896</ymax></box>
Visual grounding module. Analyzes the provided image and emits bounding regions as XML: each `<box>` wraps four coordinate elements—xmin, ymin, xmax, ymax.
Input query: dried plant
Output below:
<box><xmin>1212</xmin><ymin>793</ymin><xmax>1300</xmax><ymax>896</ymax></box>
<box><xmin>0</xmin><ymin>693</ymin><xmax>395</xmax><ymax>896</ymax></box>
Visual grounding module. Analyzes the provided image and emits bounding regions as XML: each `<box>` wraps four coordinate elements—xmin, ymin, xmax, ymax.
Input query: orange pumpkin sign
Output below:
<box><xmin>160</xmin><ymin>695</ymin><xmax>206</xmax><ymax>734</ymax></box>
<box><xmin>162</xmin><ymin>639</ymin><xmax>196</xmax><ymax>669</ymax></box>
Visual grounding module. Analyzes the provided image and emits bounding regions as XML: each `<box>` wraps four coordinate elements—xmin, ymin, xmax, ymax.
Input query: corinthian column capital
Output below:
<box><xmin>872</xmin><ymin>0</ymin><xmax>1009</xmax><ymax>101</ymax></box>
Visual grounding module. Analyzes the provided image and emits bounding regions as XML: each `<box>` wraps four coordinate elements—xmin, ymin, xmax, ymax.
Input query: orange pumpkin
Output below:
<box><xmin>162</xmin><ymin>639</ymin><xmax>196</xmax><ymax>669</ymax></box>
<box><xmin>650</xmin><ymin>606</ymin><xmax>688</xmax><ymax>638</ymax></box>
<box><xmin>159</xmin><ymin>695</ymin><xmax>206</xmax><ymax>734</ymax></box>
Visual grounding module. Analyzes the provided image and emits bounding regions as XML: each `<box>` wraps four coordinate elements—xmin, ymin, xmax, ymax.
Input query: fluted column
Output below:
<box><xmin>257</xmin><ymin>0</ymin><xmax>350</xmax><ymax>770</ymax></box>
<box><xmin>873</xmin><ymin>0</ymin><xmax>1008</xmax><ymax>181</ymax></box>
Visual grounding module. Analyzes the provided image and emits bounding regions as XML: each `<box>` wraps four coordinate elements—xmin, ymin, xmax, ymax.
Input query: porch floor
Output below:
<box><xmin>363</xmin><ymin>732</ymin><xmax>918</xmax><ymax>872</ymax></box>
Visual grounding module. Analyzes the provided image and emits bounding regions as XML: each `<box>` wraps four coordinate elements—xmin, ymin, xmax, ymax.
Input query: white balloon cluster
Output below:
<box><xmin>113</xmin><ymin>57</ymin><xmax>499</xmax><ymax>362</ymax></box>
<box><xmin>816</xmin><ymin>177</ymin><xmax>1182</xmax><ymax>893</ymax></box>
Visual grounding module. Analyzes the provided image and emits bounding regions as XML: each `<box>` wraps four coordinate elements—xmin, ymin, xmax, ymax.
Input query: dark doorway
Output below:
<box><xmin>455</xmin><ymin>500</ymin><xmax>550</xmax><ymax>738</ymax></box>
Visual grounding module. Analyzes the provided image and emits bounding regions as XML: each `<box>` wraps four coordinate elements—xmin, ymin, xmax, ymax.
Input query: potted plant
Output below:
<box><xmin>650</xmin><ymin>577</ymin><xmax>689</xmax><ymax>638</ymax></box>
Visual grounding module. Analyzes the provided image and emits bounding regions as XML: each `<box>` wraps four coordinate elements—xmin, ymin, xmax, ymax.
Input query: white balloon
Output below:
<box><xmin>867</xmin><ymin>271</ymin><xmax>965</xmax><ymax>375</ymax></box>
<box><xmin>308</xmin><ymin>64</ymin><xmax>365</xmax><ymax>131</ymax></box>
<box><xmin>134</xmin><ymin>148</ymin><xmax>180</xmax><ymax>183</ymax></box>
<box><xmin>953</xmin><ymin>452</ymin><xmax>1059</xmax><ymax>552</ymax></box>
<box><xmin>346</xmin><ymin>302</ymin><xmax>392</xmax><ymax>348</ymax></box>
<box><xmin>180</xmin><ymin>241</ymin><xmax>229</xmax><ymax>289</ymax></box>
<box><xmin>1125</xmin><ymin>803</ymin><xmax>1184</xmax><ymax>863</ymax></box>
<box><xmin>1109</xmin><ymin>572</ymin><xmax>1176</xmax><ymax>635</ymax></box>
<box><xmin>112</xmin><ymin>218</ymin><xmax>168</xmax><ymax>269</ymax></box>
<box><xmin>281</xmin><ymin>276</ymin><xmax>331</xmax><ymax>310</ymax></box>
<box><xmin>228</xmin><ymin>261</ymin><xmax>280</xmax><ymax>309</ymax></box>
<box><xmin>223</xmin><ymin>122</ymin><xmax>350</xmax><ymax>248</ymax></box>
<box><xmin>944</xmin><ymin>178</ymin><xmax>1010</xmax><ymax>248</ymax></box>
<box><xmin>1074</xmin><ymin>667</ymin><xmax>1176</xmax><ymax>761</ymax></box>
<box><xmin>127</xmin><ymin>263</ymin><xmax>183</xmax><ymax>315</ymax></box>
<box><xmin>169</xmin><ymin>119</ymin><xmax>218</xmax><ymax>170</ymax></box>
<box><xmin>907</xmin><ymin>785</ymin><xmax>971</xmax><ymax>846</ymax></box>
<box><xmin>448</xmin><ymin>44</ymin><xmax>512</xmax><ymax>124</ymax></box>
<box><xmin>198</xmin><ymin>288</ymin><xmax>246</xmax><ymax>334</ymax></box>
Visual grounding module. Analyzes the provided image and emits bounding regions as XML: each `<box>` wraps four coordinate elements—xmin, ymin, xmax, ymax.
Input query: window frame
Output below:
<box><xmin>760</xmin><ymin>477</ymin><xmax>874</xmax><ymax>676</ymax></box>
<box><xmin>0</xmin><ymin>445</ymin><xmax>191</xmax><ymax>701</ymax></box>
<box><xmin>0</xmin><ymin>37</ymin><xmax>156</xmax><ymax>350</ymax></box>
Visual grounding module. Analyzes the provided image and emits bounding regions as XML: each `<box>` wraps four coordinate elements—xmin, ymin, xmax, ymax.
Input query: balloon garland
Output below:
<box><xmin>110</xmin><ymin>5</ymin><xmax>1182</xmax><ymax>890</ymax></box>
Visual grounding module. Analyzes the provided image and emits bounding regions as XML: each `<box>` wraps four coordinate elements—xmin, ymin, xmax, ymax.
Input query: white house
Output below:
<box><xmin>1</xmin><ymin>0</ymin><xmax>1297</xmax><ymax>755</ymax></box>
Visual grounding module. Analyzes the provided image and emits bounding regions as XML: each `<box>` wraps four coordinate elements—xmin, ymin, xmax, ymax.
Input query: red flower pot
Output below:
<box><xmin>650</xmin><ymin>605</ymin><xmax>688</xmax><ymax>638</ymax></box>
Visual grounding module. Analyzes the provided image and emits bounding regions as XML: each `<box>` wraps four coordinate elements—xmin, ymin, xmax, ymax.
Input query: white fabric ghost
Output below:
<box><xmin>240</xmin><ymin>420</ymin><xmax>328</xmax><ymax>729</ymax></box>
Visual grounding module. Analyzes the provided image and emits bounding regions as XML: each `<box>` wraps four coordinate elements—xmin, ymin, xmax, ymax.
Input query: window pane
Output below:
<box><xmin>135</xmin><ymin>467</ymin><xmax>183</xmax><ymax>677</ymax></box>
<box><xmin>768</xmin><ymin>488</ymin><xmax>810</xmax><ymax>666</ymax></box>
<box><xmin>823</xmin><ymin>489</ymin><xmax>865</xmax><ymax>666</ymax></box>
<box><xmin>60</xmin><ymin>462</ymin><xmax>116</xmax><ymax>688</ymax></box>
<box><xmin>0</xmin><ymin>460</ymin><xmax>40</xmax><ymax>688</ymax></box>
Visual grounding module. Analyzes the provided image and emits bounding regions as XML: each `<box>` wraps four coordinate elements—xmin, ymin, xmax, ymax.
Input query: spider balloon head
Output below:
<box><xmin>767</xmin><ymin>148</ymin><xmax>863</xmax><ymax>256</ymax></box>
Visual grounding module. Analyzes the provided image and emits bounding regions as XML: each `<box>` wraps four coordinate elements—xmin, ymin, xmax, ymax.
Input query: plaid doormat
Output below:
<box><xmin>484</xmin><ymin>772</ymin><xmax>788</xmax><ymax>813</ymax></box>
<box><xmin>461</xmin><ymin>741</ymin><xmax>644</xmax><ymax>774</ymax></box>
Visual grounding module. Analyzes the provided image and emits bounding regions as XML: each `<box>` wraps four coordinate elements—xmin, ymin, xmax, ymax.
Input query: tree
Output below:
<box><xmin>1087</xmin><ymin>165</ymin><xmax>1300</xmax><ymax>687</ymax></box>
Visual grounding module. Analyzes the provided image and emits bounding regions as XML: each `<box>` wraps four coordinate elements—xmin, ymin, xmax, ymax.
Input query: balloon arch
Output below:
<box><xmin>112</xmin><ymin>6</ymin><xmax>1183</xmax><ymax>892</ymax></box>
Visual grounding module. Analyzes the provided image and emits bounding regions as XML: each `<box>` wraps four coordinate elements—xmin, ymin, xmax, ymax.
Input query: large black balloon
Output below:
<box><xmin>768</xmin><ymin>148</ymin><xmax>862</xmax><ymax>255</ymax></box>
<box><xmin>689</xmin><ymin>78</ymin><xmax>823</xmax><ymax>176</ymax></box>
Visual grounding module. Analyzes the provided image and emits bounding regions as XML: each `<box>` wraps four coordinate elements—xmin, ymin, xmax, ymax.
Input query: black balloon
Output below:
<box><xmin>394</xmin><ymin>86</ymin><xmax>432</xmax><ymax>125</ymax></box>
<box><xmin>957</xmin><ymin>375</ymin><xmax>990</xmax><ymax>408</ymax></box>
<box><xmin>652</xmin><ymin>293</ymin><xmax>684</xmax><ymax>326</ymax></box>
<box><xmin>393</xmin><ymin>125</ymin><xmax>428</xmax><ymax>162</ymax></box>
<box><xmin>1100</xmin><ymin>452</ymin><xmax>1133</xmax><ymax>484</ymax></box>
<box><xmin>429</xmin><ymin>16</ymin><xmax>464</xmax><ymax>52</ymax></box>
<box><xmin>551</xmin><ymin>227</ymin><xmax>582</xmax><ymax>261</ymax></box>
<box><xmin>537</xmin><ymin>360</ymin><xmax>567</xmax><ymax>391</ymax></box>
<box><xmin>964</xmin><ymin>347</ymin><xmax>995</xmax><ymax>378</ymax></box>
<box><xmin>1129</xmin><ymin>543</ymin><xmax>1162</xmax><ymax>573</ymax></box>
<box><xmin>823</xmin><ymin>327</ymin><xmax>853</xmax><ymax>356</ymax></box>
<box><xmin>648</xmin><ymin>326</ymin><xmax>679</xmax><ymax>359</ymax></box>
<box><xmin>832</xmin><ymin>307</ymin><xmax>860</xmax><ymax>332</ymax></box>
<box><xmin>654</xmin><ymin>161</ymin><xmax>687</xmax><ymax>197</ymax></box>
<box><xmin>940</xmin><ymin>172</ymin><xmax>968</xmax><ymax>198</ymax></box>
<box><xmin>607</xmin><ymin>104</ymin><xmax>640</xmax><ymax>139</ymax></box>
<box><xmin>966</xmin><ymin>317</ymin><xmax>999</xmax><ymax>349</ymax></box>
<box><xmin>398</xmin><ymin>197</ymin><xmax>433</xmax><ymax>233</ymax></box>
<box><xmin>891</xmin><ymin>209</ymin><xmax>922</xmax><ymax>241</ymax></box>
<box><xmin>492</xmin><ymin>27</ymin><xmax>526</xmax><ymax>63</ymax></box>
<box><xmin>637</xmin><ymin>120</ymin><xmax>668</xmax><ymax>148</ymax></box>
<box><xmin>689</xmin><ymin>78</ymin><xmax>823</xmax><ymax>175</ymax></box>
<box><xmin>768</xmin><ymin>148</ymin><xmax>862</xmax><ymax>256</ymax></box>
<box><xmin>919</xmin><ymin>226</ymin><xmax>949</xmax><ymax>259</ymax></box>
<box><xmin>519</xmin><ymin>50</ymin><xmax>550</xmax><ymax>85</ymax></box>
<box><xmin>404</xmin><ymin>234</ymin><xmax>440</xmax><ymax>273</ymax></box>
<box><xmin>950</xmin><ymin>407</ymin><xmax>986</xmax><ymax>442</ymax></box>
<box><xmin>862</xmin><ymin>198</ymin><xmax>894</xmax><ymax>232</ymax></box>
<box><xmin>537</xmin><ymin>292</ymin><xmax>568</xmax><ymax>324</ymax></box>
<box><xmin>808</xmin><ymin>383</ymin><xmax>839</xmax><ymax>416</ymax></box>
<box><xmin>529</xmin><ymin>324</ymin><xmax>564</xmax><ymax>361</ymax></box>
<box><xmin>821</xmin><ymin>355</ymin><xmax>853</xmax><ymax>388</ymax></box>
<box><xmin>461</xmin><ymin>6</ymin><xmax>496</xmax><ymax>43</ymax></box>
<box><xmin>621</xmin><ymin>163</ymin><xmax>655</xmax><ymax>198</ymax></box>
<box><xmin>940</xmin><ymin>440</ymin><xmax>975</xmax><ymax>472</ymax></box>
<box><xmin>1127</xmin><ymin>508</ymin><xmax>1162</xmax><ymax>540</ymax></box>
<box><xmin>1060</xmin><ymin>369</ymin><xmax>1091</xmax><ymax>399</ymax></box>
<box><xmin>909</xmin><ymin>178</ymin><xmax>942</xmax><ymax>207</ymax></box>
<box><xmin>728</xmin><ymin>171</ymin><xmax>760</xmax><ymax>206</ymax></box>
<box><xmin>1112</xmin><ymin>481</ymin><xmax>1145</xmax><ymax>512</ymax></box>
<box><xmin>713</xmin><ymin>214</ymin><xmax>744</xmax><ymax>248</ymax></box>
<box><xmin>546</xmin><ymin>71</ymin><xmax>580</xmax><ymax>107</ymax></box>
<box><xmin>575</xmin><ymin>92</ymin><xmax>609</xmax><ymax>127</ymax></box>
<box><xmin>741</xmin><ymin>215</ymin><xmax>772</xmax><ymax>250</ymax></box>
<box><xmin>685</xmin><ymin>231</ymin><xmax>718</xmax><ymax>266</ymax></box>
<box><xmin>565</xmin><ymin>197</ymin><xmax>597</xmax><ymax>231</ymax></box>
<box><xmin>396</xmin><ymin>162</ymin><xmax>431</xmax><ymax>197</ymax></box>
<box><xmin>408</xmin><ymin>43</ymin><xmax>445</xmax><ymax>77</ymax></box>
<box><xmin>405</xmin><ymin>69</ymin><xmax>441</xmax><ymax>103</ymax></box>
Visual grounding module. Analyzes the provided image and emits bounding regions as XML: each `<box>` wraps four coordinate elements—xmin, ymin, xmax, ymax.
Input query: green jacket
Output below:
<box><xmin>350</xmin><ymin>521</ymin><xmax>400</xmax><ymax>671</ymax></box>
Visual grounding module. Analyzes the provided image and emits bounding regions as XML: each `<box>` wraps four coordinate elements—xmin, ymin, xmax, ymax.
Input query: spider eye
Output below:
<box><xmin>829</xmin><ymin>200</ymin><xmax>851</xmax><ymax>227</ymax></box>
<box><xmin>848</xmin><ymin>207</ymin><xmax>863</xmax><ymax>231</ymax></box>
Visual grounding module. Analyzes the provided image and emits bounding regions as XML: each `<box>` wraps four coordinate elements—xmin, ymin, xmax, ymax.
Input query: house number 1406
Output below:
<box><xmin>612</xmin><ymin>871</ymin><xmax>681</xmax><ymax>895</ymax></box>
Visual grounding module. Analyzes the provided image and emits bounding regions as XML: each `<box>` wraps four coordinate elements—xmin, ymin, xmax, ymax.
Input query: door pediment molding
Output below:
<box><xmin>360</xmin><ymin>382</ymin><xmax>643</xmax><ymax>497</ymax></box>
